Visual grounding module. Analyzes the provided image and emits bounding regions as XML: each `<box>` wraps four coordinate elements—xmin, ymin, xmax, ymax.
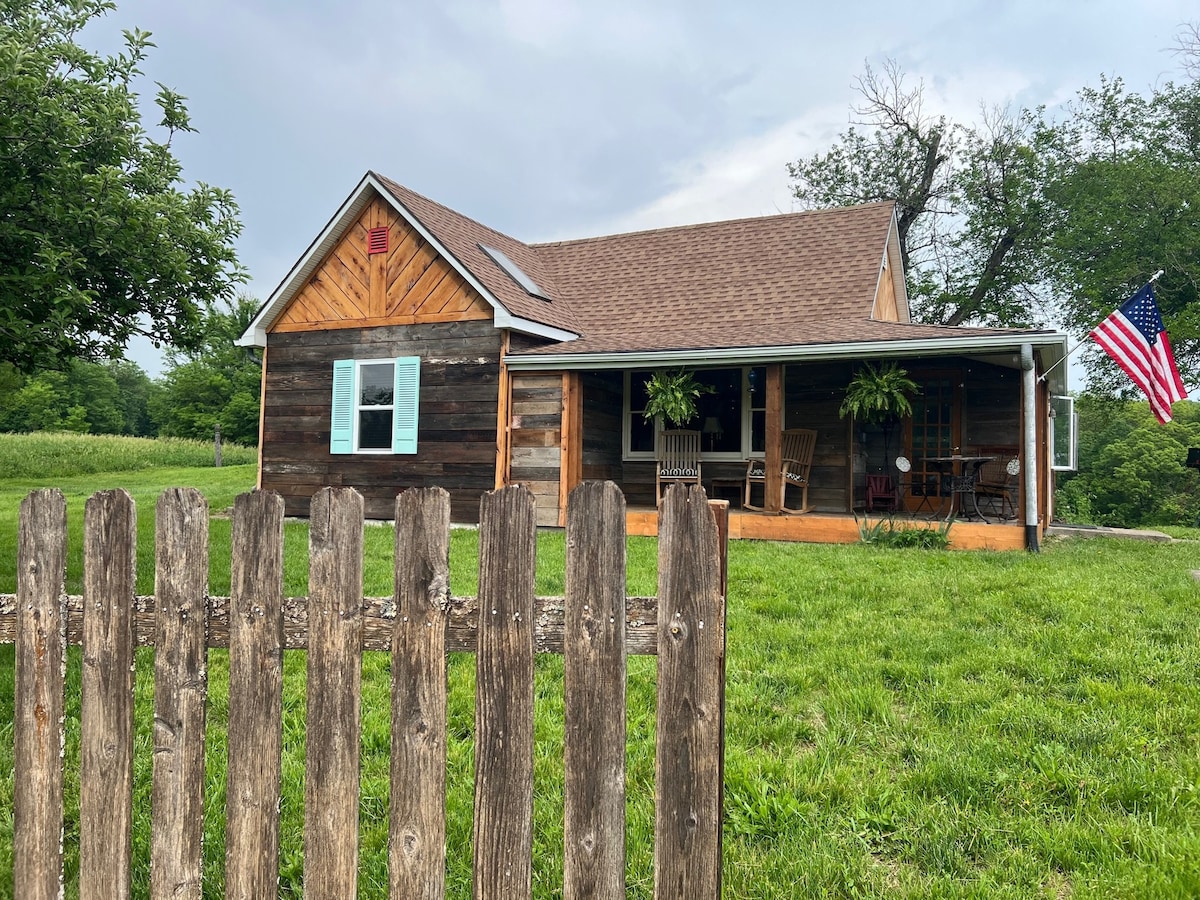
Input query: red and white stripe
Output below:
<box><xmin>1091</xmin><ymin>311</ymin><xmax>1187</xmax><ymax>423</ymax></box>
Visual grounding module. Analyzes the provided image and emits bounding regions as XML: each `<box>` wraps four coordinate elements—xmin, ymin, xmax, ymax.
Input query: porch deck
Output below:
<box><xmin>626</xmin><ymin>507</ymin><xmax>1027</xmax><ymax>551</ymax></box>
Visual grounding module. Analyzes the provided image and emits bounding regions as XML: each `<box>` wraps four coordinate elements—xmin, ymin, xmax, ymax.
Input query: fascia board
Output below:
<box><xmin>504</xmin><ymin>332</ymin><xmax>1070</xmax><ymax>373</ymax></box>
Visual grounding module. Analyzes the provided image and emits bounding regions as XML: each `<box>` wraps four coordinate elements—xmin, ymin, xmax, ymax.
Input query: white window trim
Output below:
<box><xmin>354</xmin><ymin>359</ymin><xmax>395</xmax><ymax>454</ymax></box>
<box><xmin>622</xmin><ymin>367</ymin><xmax>766</xmax><ymax>462</ymax></box>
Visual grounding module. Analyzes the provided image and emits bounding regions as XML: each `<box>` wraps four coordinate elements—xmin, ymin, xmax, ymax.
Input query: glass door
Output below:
<box><xmin>905</xmin><ymin>375</ymin><xmax>960</xmax><ymax>513</ymax></box>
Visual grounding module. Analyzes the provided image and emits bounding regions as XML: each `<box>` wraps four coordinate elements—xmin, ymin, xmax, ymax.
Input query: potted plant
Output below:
<box><xmin>839</xmin><ymin>361</ymin><xmax>918</xmax><ymax>467</ymax></box>
<box><xmin>642</xmin><ymin>368</ymin><xmax>713</xmax><ymax>428</ymax></box>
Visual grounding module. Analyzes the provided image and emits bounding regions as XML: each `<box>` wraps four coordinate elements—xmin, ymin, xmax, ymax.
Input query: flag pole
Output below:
<box><xmin>1037</xmin><ymin>270</ymin><xmax>1165</xmax><ymax>384</ymax></box>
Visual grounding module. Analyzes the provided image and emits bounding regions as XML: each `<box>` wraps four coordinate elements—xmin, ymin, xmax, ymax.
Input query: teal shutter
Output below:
<box><xmin>330</xmin><ymin>359</ymin><xmax>355</xmax><ymax>454</ymax></box>
<box><xmin>392</xmin><ymin>356</ymin><xmax>420</xmax><ymax>454</ymax></box>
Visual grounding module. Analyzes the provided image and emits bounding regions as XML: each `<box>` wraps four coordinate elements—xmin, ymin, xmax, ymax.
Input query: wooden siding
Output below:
<box><xmin>509</xmin><ymin>373</ymin><xmax>564</xmax><ymax>527</ymax></box>
<box><xmin>271</xmin><ymin>195</ymin><xmax>491</xmax><ymax>333</ymax></box>
<box><xmin>874</xmin><ymin>257</ymin><xmax>899</xmax><ymax>321</ymax></box>
<box><xmin>581</xmin><ymin>371</ymin><xmax>623</xmax><ymax>483</ymax></box>
<box><xmin>260</xmin><ymin>321</ymin><xmax>501</xmax><ymax>522</ymax></box>
<box><xmin>784</xmin><ymin>362</ymin><xmax>853</xmax><ymax>512</ymax></box>
<box><xmin>961</xmin><ymin>360</ymin><xmax>1021</xmax><ymax>449</ymax></box>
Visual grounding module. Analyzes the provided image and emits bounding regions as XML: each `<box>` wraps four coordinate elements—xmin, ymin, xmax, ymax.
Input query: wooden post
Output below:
<box><xmin>708</xmin><ymin>499</ymin><xmax>729</xmax><ymax>600</ymax></box>
<box><xmin>389</xmin><ymin>487</ymin><xmax>452</xmax><ymax>899</ymax></box>
<box><xmin>81</xmin><ymin>490</ymin><xmax>137</xmax><ymax>900</ymax></box>
<box><xmin>305</xmin><ymin>487</ymin><xmax>365</xmax><ymax>899</ymax></box>
<box><xmin>655</xmin><ymin>483</ymin><xmax>725</xmax><ymax>899</ymax></box>
<box><xmin>14</xmin><ymin>489</ymin><xmax>68</xmax><ymax>900</ymax></box>
<box><xmin>473</xmin><ymin>485</ymin><xmax>536</xmax><ymax>900</ymax></box>
<box><xmin>764</xmin><ymin>364</ymin><xmax>784</xmax><ymax>512</ymax></box>
<box><xmin>151</xmin><ymin>488</ymin><xmax>209</xmax><ymax>900</ymax></box>
<box><xmin>563</xmin><ymin>481</ymin><xmax>627</xmax><ymax>899</ymax></box>
<box><xmin>224</xmin><ymin>490</ymin><xmax>286</xmax><ymax>899</ymax></box>
<box><xmin>214</xmin><ymin>424</ymin><xmax>223</xmax><ymax>468</ymax></box>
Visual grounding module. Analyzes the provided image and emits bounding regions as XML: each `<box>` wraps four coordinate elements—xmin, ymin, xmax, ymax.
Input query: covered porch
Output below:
<box><xmin>501</xmin><ymin>338</ymin><xmax>1068</xmax><ymax>550</ymax></box>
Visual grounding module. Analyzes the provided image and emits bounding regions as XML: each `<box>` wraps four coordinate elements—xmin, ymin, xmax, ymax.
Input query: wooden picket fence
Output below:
<box><xmin>2</xmin><ymin>481</ymin><xmax>727</xmax><ymax>899</ymax></box>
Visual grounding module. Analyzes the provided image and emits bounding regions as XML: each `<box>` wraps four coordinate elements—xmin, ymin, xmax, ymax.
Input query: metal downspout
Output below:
<box><xmin>1021</xmin><ymin>343</ymin><xmax>1039</xmax><ymax>552</ymax></box>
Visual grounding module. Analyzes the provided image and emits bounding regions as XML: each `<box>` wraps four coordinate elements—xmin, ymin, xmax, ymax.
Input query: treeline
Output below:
<box><xmin>1056</xmin><ymin>398</ymin><xmax>1200</xmax><ymax>528</ymax></box>
<box><xmin>0</xmin><ymin>300</ymin><xmax>262</xmax><ymax>446</ymax></box>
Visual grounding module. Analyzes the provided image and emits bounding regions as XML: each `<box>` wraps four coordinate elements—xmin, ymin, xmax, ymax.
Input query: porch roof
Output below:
<box><xmin>504</xmin><ymin>320</ymin><xmax>1071</xmax><ymax>392</ymax></box>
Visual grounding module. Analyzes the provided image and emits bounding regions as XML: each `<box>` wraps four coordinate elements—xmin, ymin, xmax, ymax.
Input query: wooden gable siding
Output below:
<box><xmin>260</xmin><ymin>321</ymin><xmax>501</xmax><ymax>522</ymax></box>
<box><xmin>873</xmin><ymin>256</ymin><xmax>899</xmax><ymax>322</ymax></box>
<box><xmin>271</xmin><ymin>196</ymin><xmax>492</xmax><ymax>333</ymax></box>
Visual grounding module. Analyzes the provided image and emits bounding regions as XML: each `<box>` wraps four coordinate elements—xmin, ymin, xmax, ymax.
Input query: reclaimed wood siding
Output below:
<box><xmin>509</xmin><ymin>373</ymin><xmax>563</xmax><ymax>527</ymax></box>
<box><xmin>784</xmin><ymin>362</ymin><xmax>852</xmax><ymax>513</ymax></box>
<box><xmin>272</xmin><ymin>195</ymin><xmax>491</xmax><ymax>332</ymax></box>
<box><xmin>961</xmin><ymin>360</ymin><xmax>1021</xmax><ymax>449</ymax></box>
<box><xmin>581</xmin><ymin>371</ymin><xmax>623</xmax><ymax>484</ymax></box>
<box><xmin>261</xmin><ymin>321</ymin><xmax>502</xmax><ymax>522</ymax></box>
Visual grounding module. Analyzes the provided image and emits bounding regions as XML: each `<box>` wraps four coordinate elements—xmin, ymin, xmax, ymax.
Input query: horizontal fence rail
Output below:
<box><xmin>4</xmin><ymin>482</ymin><xmax>727</xmax><ymax>900</ymax></box>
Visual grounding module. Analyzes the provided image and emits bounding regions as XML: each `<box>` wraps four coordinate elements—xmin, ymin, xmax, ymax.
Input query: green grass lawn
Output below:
<box><xmin>1</xmin><ymin>435</ymin><xmax>1198</xmax><ymax>898</ymax></box>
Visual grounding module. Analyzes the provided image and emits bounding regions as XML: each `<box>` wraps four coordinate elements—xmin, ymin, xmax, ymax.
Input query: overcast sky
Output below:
<box><xmin>88</xmin><ymin>0</ymin><xmax>1196</xmax><ymax>377</ymax></box>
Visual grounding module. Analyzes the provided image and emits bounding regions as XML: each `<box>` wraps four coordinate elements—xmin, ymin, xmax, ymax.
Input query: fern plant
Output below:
<box><xmin>642</xmin><ymin>368</ymin><xmax>714</xmax><ymax>428</ymax></box>
<box><xmin>840</xmin><ymin>361</ymin><xmax>919</xmax><ymax>467</ymax></box>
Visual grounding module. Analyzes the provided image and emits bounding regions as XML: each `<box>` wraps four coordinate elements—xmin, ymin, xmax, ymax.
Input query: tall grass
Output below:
<box><xmin>0</xmin><ymin>431</ymin><xmax>256</xmax><ymax>479</ymax></box>
<box><xmin>1</xmin><ymin>451</ymin><xmax>1198</xmax><ymax>897</ymax></box>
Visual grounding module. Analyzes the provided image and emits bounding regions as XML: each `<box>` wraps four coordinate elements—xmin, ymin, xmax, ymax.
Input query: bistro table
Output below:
<box><xmin>922</xmin><ymin>455</ymin><xmax>995</xmax><ymax>521</ymax></box>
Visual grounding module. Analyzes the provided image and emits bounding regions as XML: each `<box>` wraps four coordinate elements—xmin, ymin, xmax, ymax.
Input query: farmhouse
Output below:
<box><xmin>239</xmin><ymin>172</ymin><xmax>1072</xmax><ymax>549</ymax></box>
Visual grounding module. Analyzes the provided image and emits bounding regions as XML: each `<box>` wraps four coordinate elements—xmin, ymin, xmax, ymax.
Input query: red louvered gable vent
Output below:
<box><xmin>367</xmin><ymin>226</ymin><xmax>389</xmax><ymax>255</ymax></box>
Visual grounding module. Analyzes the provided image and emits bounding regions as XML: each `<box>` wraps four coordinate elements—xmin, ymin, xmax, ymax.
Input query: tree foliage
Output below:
<box><xmin>150</xmin><ymin>296</ymin><xmax>262</xmax><ymax>445</ymax></box>
<box><xmin>789</xmin><ymin>59</ymin><xmax>1200</xmax><ymax>390</ymax></box>
<box><xmin>0</xmin><ymin>0</ymin><xmax>244</xmax><ymax>372</ymax></box>
<box><xmin>0</xmin><ymin>357</ymin><xmax>154</xmax><ymax>435</ymax></box>
<box><xmin>1056</xmin><ymin>398</ymin><xmax>1200</xmax><ymax>527</ymax></box>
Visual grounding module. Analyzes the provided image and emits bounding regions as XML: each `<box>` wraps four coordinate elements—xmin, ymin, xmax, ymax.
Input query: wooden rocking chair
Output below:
<box><xmin>655</xmin><ymin>429</ymin><xmax>702</xmax><ymax>505</ymax></box>
<box><xmin>744</xmin><ymin>428</ymin><xmax>817</xmax><ymax>514</ymax></box>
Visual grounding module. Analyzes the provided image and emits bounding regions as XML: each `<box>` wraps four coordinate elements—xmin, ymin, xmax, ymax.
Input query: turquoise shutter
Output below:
<box><xmin>330</xmin><ymin>359</ymin><xmax>355</xmax><ymax>454</ymax></box>
<box><xmin>392</xmin><ymin>356</ymin><xmax>420</xmax><ymax>454</ymax></box>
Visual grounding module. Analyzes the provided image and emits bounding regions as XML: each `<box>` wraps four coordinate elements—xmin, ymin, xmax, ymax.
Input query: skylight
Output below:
<box><xmin>478</xmin><ymin>243</ymin><xmax>551</xmax><ymax>301</ymax></box>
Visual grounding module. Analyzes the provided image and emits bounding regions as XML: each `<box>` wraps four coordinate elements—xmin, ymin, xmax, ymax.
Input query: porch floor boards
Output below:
<box><xmin>626</xmin><ymin>507</ymin><xmax>1027</xmax><ymax>551</ymax></box>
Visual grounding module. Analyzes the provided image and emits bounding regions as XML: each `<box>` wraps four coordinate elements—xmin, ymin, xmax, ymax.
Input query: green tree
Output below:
<box><xmin>788</xmin><ymin>60</ymin><xmax>1053</xmax><ymax>330</ymax></box>
<box><xmin>0</xmin><ymin>358</ymin><xmax>154</xmax><ymax>434</ymax></box>
<box><xmin>788</xmin><ymin>61</ymin><xmax>1200</xmax><ymax>387</ymax></box>
<box><xmin>151</xmin><ymin>296</ymin><xmax>262</xmax><ymax>445</ymax></box>
<box><xmin>1056</xmin><ymin>397</ymin><xmax>1200</xmax><ymax>526</ymax></box>
<box><xmin>1043</xmin><ymin>77</ymin><xmax>1200</xmax><ymax>391</ymax></box>
<box><xmin>0</xmin><ymin>0</ymin><xmax>244</xmax><ymax>373</ymax></box>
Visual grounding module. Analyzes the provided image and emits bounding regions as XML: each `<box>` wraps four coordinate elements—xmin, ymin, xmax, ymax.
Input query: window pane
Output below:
<box><xmin>748</xmin><ymin>366</ymin><xmax>766</xmax><ymax>410</ymax></box>
<box><xmin>630</xmin><ymin>414</ymin><xmax>655</xmax><ymax>453</ymax></box>
<box><xmin>360</xmin><ymin>363</ymin><xmax>394</xmax><ymax>406</ymax></box>
<box><xmin>359</xmin><ymin>409</ymin><xmax>392</xmax><ymax>449</ymax></box>
<box><xmin>751</xmin><ymin>410</ymin><xmax>765</xmax><ymax>454</ymax></box>
<box><xmin>696</xmin><ymin>369</ymin><xmax>742</xmax><ymax>452</ymax></box>
<box><xmin>630</xmin><ymin>371</ymin><xmax>653</xmax><ymax>414</ymax></box>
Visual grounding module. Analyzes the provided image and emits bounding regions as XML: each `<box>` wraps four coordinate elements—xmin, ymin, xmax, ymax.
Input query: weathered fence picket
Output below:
<box><xmin>14</xmin><ymin>488</ymin><xmax>67</xmax><ymax>900</ymax></box>
<box><xmin>151</xmin><ymin>487</ymin><xmax>209</xmax><ymax>900</ymax></box>
<box><xmin>305</xmin><ymin>487</ymin><xmax>365</xmax><ymax>899</ymax></box>
<box><xmin>564</xmin><ymin>480</ymin><xmax>628</xmax><ymax>899</ymax></box>
<box><xmin>4</xmin><ymin>481</ymin><xmax>726</xmax><ymax>899</ymax></box>
<box><xmin>224</xmin><ymin>489</ymin><xmax>285</xmax><ymax>898</ymax></box>
<box><xmin>80</xmin><ymin>489</ymin><xmax>137</xmax><ymax>900</ymax></box>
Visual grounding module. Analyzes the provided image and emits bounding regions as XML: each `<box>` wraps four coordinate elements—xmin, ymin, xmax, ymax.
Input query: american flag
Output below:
<box><xmin>1089</xmin><ymin>284</ymin><xmax>1187</xmax><ymax>423</ymax></box>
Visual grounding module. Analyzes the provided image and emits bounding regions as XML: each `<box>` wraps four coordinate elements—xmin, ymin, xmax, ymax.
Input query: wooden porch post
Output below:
<box><xmin>558</xmin><ymin>372</ymin><xmax>584</xmax><ymax>527</ymax></box>
<box><xmin>764</xmin><ymin>364</ymin><xmax>783</xmax><ymax>513</ymax></box>
<box><xmin>495</xmin><ymin>332</ymin><xmax>512</xmax><ymax>490</ymax></box>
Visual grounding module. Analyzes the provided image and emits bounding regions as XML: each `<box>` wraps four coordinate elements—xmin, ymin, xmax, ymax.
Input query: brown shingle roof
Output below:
<box><xmin>373</xmin><ymin>173</ymin><xmax>581</xmax><ymax>334</ymax></box>
<box><xmin>530</xmin><ymin>203</ymin><xmax>898</xmax><ymax>354</ymax></box>
<box><xmin>375</xmin><ymin>175</ymin><xmax>907</xmax><ymax>352</ymax></box>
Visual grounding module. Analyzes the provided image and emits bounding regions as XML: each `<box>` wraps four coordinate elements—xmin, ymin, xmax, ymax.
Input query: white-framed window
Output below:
<box><xmin>1050</xmin><ymin>394</ymin><xmax>1077</xmax><ymax>471</ymax></box>
<box><xmin>330</xmin><ymin>357</ymin><xmax>420</xmax><ymax>455</ymax></box>
<box><xmin>623</xmin><ymin>366</ymin><xmax>766</xmax><ymax>460</ymax></box>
